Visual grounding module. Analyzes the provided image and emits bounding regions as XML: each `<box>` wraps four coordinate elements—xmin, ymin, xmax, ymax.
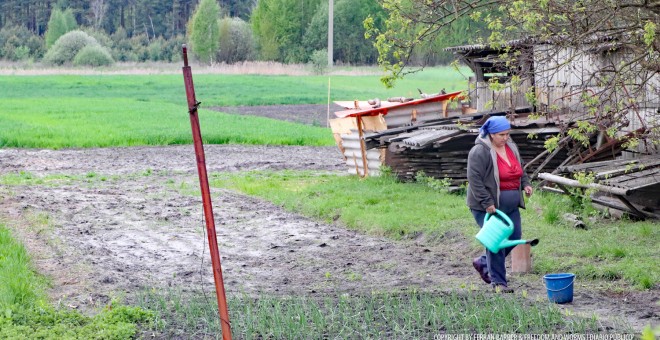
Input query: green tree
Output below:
<box><xmin>44</xmin><ymin>8</ymin><xmax>68</xmax><ymax>48</ymax></box>
<box><xmin>303</xmin><ymin>0</ymin><xmax>385</xmax><ymax>65</ymax></box>
<box><xmin>251</xmin><ymin>0</ymin><xmax>321</xmax><ymax>62</ymax></box>
<box><xmin>368</xmin><ymin>0</ymin><xmax>659</xmax><ymax>151</ymax></box>
<box><xmin>188</xmin><ymin>0</ymin><xmax>221</xmax><ymax>63</ymax></box>
<box><xmin>44</xmin><ymin>7</ymin><xmax>77</xmax><ymax>49</ymax></box>
<box><xmin>62</xmin><ymin>8</ymin><xmax>78</xmax><ymax>31</ymax></box>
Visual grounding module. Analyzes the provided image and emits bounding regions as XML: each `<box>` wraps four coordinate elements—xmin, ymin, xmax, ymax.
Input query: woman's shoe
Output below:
<box><xmin>492</xmin><ymin>284</ymin><xmax>514</xmax><ymax>293</ymax></box>
<box><xmin>472</xmin><ymin>257</ymin><xmax>491</xmax><ymax>284</ymax></box>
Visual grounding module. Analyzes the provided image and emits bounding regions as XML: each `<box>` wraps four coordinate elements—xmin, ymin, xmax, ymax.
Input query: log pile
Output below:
<box><xmin>373</xmin><ymin>124</ymin><xmax>570</xmax><ymax>186</ymax></box>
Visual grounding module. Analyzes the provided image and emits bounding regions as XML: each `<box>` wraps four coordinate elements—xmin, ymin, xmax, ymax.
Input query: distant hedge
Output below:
<box><xmin>43</xmin><ymin>30</ymin><xmax>113</xmax><ymax>66</ymax></box>
<box><xmin>73</xmin><ymin>44</ymin><xmax>114</xmax><ymax>66</ymax></box>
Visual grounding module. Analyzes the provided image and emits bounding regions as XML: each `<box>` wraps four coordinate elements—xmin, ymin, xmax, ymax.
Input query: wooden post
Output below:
<box><xmin>511</xmin><ymin>244</ymin><xmax>532</xmax><ymax>273</ymax></box>
<box><xmin>356</xmin><ymin>115</ymin><xmax>369</xmax><ymax>177</ymax></box>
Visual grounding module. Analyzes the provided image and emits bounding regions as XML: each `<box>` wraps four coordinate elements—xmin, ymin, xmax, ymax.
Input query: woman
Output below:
<box><xmin>466</xmin><ymin>116</ymin><xmax>533</xmax><ymax>293</ymax></box>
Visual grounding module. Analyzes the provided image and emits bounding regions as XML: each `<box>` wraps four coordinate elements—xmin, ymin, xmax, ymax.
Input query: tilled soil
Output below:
<box><xmin>1</xmin><ymin>144</ymin><xmax>658</xmax><ymax>332</ymax></box>
<box><xmin>211</xmin><ymin>104</ymin><xmax>345</xmax><ymax>126</ymax></box>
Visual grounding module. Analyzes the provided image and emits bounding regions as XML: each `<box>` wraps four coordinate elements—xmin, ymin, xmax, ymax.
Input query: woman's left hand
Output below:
<box><xmin>524</xmin><ymin>186</ymin><xmax>533</xmax><ymax>197</ymax></box>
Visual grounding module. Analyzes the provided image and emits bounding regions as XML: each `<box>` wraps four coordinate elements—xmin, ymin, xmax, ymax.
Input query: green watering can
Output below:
<box><xmin>475</xmin><ymin>209</ymin><xmax>539</xmax><ymax>253</ymax></box>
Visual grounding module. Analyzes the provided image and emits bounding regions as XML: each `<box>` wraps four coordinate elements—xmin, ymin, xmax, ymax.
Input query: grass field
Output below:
<box><xmin>0</xmin><ymin>67</ymin><xmax>468</xmax><ymax>149</ymax></box>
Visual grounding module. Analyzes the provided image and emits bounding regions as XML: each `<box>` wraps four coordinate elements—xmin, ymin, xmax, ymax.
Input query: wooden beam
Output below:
<box><xmin>537</xmin><ymin>173</ymin><xmax>630</xmax><ymax>196</ymax></box>
<box><xmin>356</xmin><ymin>116</ymin><xmax>369</xmax><ymax>178</ymax></box>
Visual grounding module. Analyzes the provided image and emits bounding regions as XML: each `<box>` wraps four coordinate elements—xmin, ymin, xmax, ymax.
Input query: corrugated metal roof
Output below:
<box><xmin>445</xmin><ymin>34</ymin><xmax>625</xmax><ymax>53</ymax></box>
<box><xmin>333</xmin><ymin>91</ymin><xmax>463</xmax><ymax>118</ymax></box>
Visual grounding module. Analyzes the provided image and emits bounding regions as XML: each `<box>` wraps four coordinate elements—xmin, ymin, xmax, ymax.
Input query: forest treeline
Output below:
<box><xmin>0</xmin><ymin>0</ymin><xmax>489</xmax><ymax>66</ymax></box>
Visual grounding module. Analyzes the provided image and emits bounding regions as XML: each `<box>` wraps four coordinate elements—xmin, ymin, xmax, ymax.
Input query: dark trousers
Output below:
<box><xmin>471</xmin><ymin>190</ymin><xmax>522</xmax><ymax>286</ymax></box>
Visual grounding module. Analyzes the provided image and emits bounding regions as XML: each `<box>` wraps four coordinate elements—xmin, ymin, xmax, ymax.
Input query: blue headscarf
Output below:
<box><xmin>479</xmin><ymin>116</ymin><xmax>511</xmax><ymax>137</ymax></box>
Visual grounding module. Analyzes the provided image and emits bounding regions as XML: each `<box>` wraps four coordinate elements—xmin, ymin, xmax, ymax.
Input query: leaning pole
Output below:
<box><xmin>181</xmin><ymin>44</ymin><xmax>232</xmax><ymax>340</ymax></box>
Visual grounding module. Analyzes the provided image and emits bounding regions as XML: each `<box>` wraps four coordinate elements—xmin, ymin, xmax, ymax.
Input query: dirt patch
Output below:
<box><xmin>0</xmin><ymin>145</ymin><xmax>657</xmax><ymax>332</ymax></box>
<box><xmin>211</xmin><ymin>104</ymin><xmax>346</xmax><ymax>126</ymax></box>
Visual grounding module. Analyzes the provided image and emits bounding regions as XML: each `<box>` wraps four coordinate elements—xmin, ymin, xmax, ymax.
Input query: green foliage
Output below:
<box><xmin>72</xmin><ymin>44</ymin><xmax>114</xmax><ymax>67</ymax></box>
<box><xmin>138</xmin><ymin>288</ymin><xmax>602</xmax><ymax>338</ymax></box>
<box><xmin>0</xmin><ymin>25</ymin><xmax>43</xmax><ymax>60</ymax></box>
<box><xmin>365</xmin><ymin>0</ymin><xmax>493</xmax><ymax>86</ymax></box>
<box><xmin>0</xmin><ymin>228</ymin><xmax>43</xmax><ymax>307</ymax></box>
<box><xmin>188</xmin><ymin>0</ymin><xmax>221</xmax><ymax>63</ymax></box>
<box><xmin>0</xmin><ymin>300</ymin><xmax>154</xmax><ymax>339</ymax></box>
<box><xmin>251</xmin><ymin>0</ymin><xmax>322</xmax><ymax>62</ymax></box>
<box><xmin>303</xmin><ymin>0</ymin><xmax>386</xmax><ymax>65</ymax></box>
<box><xmin>414</xmin><ymin>170</ymin><xmax>452</xmax><ymax>193</ymax></box>
<box><xmin>44</xmin><ymin>8</ymin><xmax>76</xmax><ymax>49</ymax></box>
<box><xmin>82</xmin><ymin>28</ymin><xmax>114</xmax><ymax>50</ymax></box>
<box><xmin>1</xmin><ymin>36</ymin><xmax>23</xmax><ymax>61</ymax></box>
<box><xmin>0</xmin><ymin>224</ymin><xmax>154</xmax><ymax>339</ymax></box>
<box><xmin>62</xmin><ymin>8</ymin><xmax>78</xmax><ymax>31</ymax></box>
<box><xmin>217</xmin><ymin>17</ymin><xmax>255</xmax><ymax>63</ymax></box>
<box><xmin>43</xmin><ymin>30</ymin><xmax>100</xmax><ymax>65</ymax></box>
<box><xmin>308</xmin><ymin>49</ymin><xmax>328</xmax><ymax>74</ymax></box>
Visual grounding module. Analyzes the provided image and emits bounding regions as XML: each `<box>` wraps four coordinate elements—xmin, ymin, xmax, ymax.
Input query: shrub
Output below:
<box><xmin>2</xmin><ymin>36</ymin><xmax>21</xmax><ymax>61</ymax></box>
<box><xmin>43</xmin><ymin>30</ymin><xmax>99</xmax><ymax>65</ymax></box>
<box><xmin>13</xmin><ymin>46</ymin><xmax>30</xmax><ymax>61</ymax></box>
<box><xmin>0</xmin><ymin>25</ymin><xmax>33</xmax><ymax>59</ymax></box>
<box><xmin>147</xmin><ymin>37</ymin><xmax>164</xmax><ymax>61</ymax></box>
<box><xmin>163</xmin><ymin>34</ymin><xmax>185</xmax><ymax>62</ymax></box>
<box><xmin>73</xmin><ymin>45</ymin><xmax>114</xmax><ymax>66</ymax></box>
<box><xmin>25</xmin><ymin>35</ymin><xmax>45</xmax><ymax>59</ymax></box>
<box><xmin>217</xmin><ymin>17</ymin><xmax>255</xmax><ymax>63</ymax></box>
<box><xmin>309</xmin><ymin>49</ymin><xmax>329</xmax><ymax>75</ymax></box>
<box><xmin>83</xmin><ymin>28</ymin><xmax>113</xmax><ymax>49</ymax></box>
<box><xmin>129</xmin><ymin>34</ymin><xmax>150</xmax><ymax>62</ymax></box>
<box><xmin>110</xmin><ymin>28</ymin><xmax>134</xmax><ymax>61</ymax></box>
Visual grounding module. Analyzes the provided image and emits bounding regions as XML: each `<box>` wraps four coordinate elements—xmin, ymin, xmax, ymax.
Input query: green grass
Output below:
<box><xmin>210</xmin><ymin>170</ymin><xmax>660</xmax><ymax>290</ymax></box>
<box><xmin>0</xmin><ymin>224</ymin><xmax>154</xmax><ymax>339</ymax></box>
<box><xmin>136</xmin><ymin>288</ymin><xmax>605</xmax><ymax>338</ymax></box>
<box><xmin>210</xmin><ymin>170</ymin><xmax>472</xmax><ymax>238</ymax></box>
<box><xmin>524</xmin><ymin>192</ymin><xmax>660</xmax><ymax>289</ymax></box>
<box><xmin>0</xmin><ymin>97</ymin><xmax>333</xmax><ymax>148</ymax></box>
<box><xmin>0</xmin><ymin>67</ymin><xmax>468</xmax><ymax>149</ymax></box>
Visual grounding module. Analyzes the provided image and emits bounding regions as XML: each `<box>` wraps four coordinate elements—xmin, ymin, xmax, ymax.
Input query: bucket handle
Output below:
<box><xmin>543</xmin><ymin>277</ymin><xmax>575</xmax><ymax>292</ymax></box>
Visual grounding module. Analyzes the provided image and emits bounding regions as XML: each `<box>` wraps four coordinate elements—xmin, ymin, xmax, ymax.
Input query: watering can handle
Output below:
<box><xmin>543</xmin><ymin>277</ymin><xmax>575</xmax><ymax>292</ymax></box>
<box><xmin>485</xmin><ymin>209</ymin><xmax>512</xmax><ymax>227</ymax></box>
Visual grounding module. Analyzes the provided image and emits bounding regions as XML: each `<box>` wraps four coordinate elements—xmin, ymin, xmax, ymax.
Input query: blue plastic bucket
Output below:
<box><xmin>543</xmin><ymin>273</ymin><xmax>575</xmax><ymax>304</ymax></box>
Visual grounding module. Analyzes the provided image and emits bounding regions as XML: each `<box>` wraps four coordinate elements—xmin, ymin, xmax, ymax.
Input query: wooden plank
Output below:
<box><xmin>330</xmin><ymin>115</ymin><xmax>387</xmax><ymax>134</ymax></box>
<box><xmin>607</xmin><ymin>168</ymin><xmax>660</xmax><ymax>190</ymax></box>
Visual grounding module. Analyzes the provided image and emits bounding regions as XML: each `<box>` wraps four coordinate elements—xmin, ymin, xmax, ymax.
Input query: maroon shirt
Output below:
<box><xmin>497</xmin><ymin>145</ymin><xmax>523</xmax><ymax>190</ymax></box>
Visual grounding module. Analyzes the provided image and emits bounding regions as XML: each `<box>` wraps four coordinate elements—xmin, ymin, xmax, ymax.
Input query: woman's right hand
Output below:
<box><xmin>486</xmin><ymin>205</ymin><xmax>496</xmax><ymax>213</ymax></box>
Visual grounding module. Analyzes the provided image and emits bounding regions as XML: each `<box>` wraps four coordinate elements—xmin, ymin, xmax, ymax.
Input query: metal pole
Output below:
<box><xmin>181</xmin><ymin>45</ymin><xmax>232</xmax><ymax>340</ymax></box>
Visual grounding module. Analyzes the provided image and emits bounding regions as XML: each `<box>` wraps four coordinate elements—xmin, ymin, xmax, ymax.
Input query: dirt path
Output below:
<box><xmin>0</xmin><ymin>145</ymin><xmax>657</xmax><ymax>332</ymax></box>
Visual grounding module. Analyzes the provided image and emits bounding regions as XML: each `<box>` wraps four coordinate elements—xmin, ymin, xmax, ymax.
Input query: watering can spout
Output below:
<box><xmin>499</xmin><ymin>239</ymin><xmax>527</xmax><ymax>250</ymax></box>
